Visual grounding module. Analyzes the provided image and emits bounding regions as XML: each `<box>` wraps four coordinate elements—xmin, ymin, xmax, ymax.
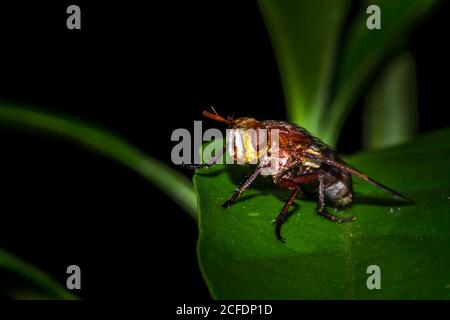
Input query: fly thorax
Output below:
<box><xmin>259</xmin><ymin>128</ymin><xmax>289</xmax><ymax>176</ymax></box>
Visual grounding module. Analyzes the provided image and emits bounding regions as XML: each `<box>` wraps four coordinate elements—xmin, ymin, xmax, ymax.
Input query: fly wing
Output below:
<box><xmin>301</xmin><ymin>135</ymin><xmax>413</xmax><ymax>203</ymax></box>
<box><xmin>324</xmin><ymin>157</ymin><xmax>412</xmax><ymax>203</ymax></box>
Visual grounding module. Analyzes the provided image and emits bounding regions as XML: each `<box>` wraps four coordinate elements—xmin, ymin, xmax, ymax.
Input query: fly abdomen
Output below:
<box><xmin>322</xmin><ymin>168</ymin><xmax>353</xmax><ymax>207</ymax></box>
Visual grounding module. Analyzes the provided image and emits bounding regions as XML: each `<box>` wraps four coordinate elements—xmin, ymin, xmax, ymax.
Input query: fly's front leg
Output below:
<box><xmin>317</xmin><ymin>174</ymin><xmax>356</xmax><ymax>223</ymax></box>
<box><xmin>222</xmin><ymin>166</ymin><xmax>262</xmax><ymax>208</ymax></box>
<box><xmin>182</xmin><ymin>148</ymin><xmax>225</xmax><ymax>170</ymax></box>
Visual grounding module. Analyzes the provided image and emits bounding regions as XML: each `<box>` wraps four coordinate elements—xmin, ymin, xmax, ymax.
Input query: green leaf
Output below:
<box><xmin>0</xmin><ymin>104</ymin><xmax>197</xmax><ymax>219</ymax></box>
<box><xmin>195</xmin><ymin>128</ymin><xmax>450</xmax><ymax>299</ymax></box>
<box><xmin>323</xmin><ymin>0</ymin><xmax>437</xmax><ymax>145</ymax></box>
<box><xmin>258</xmin><ymin>0</ymin><xmax>351</xmax><ymax>136</ymax></box>
<box><xmin>363</xmin><ymin>52</ymin><xmax>418</xmax><ymax>150</ymax></box>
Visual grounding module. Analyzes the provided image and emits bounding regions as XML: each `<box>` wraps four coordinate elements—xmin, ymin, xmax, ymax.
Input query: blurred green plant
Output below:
<box><xmin>363</xmin><ymin>52</ymin><xmax>418</xmax><ymax>149</ymax></box>
<box><xmin>0</xmin><ymin>249</ymin><xmax>77</xmax><ymax>299</ymax></box>
<box><xmin>259</xmin><ymin>0</ymin><xmax>437</xmax><ymax>147</ymax></box>
<box><xmin>0</xmin><ymin>104</ymin><xmax>197</xmax><ymax>298</ymax></box>
<box><xmin>0</xmin><ymin>105</ymin><xmax>196</xmax><ymax>219</ymax></box>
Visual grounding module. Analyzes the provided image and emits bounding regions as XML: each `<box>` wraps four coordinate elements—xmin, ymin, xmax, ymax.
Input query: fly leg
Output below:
<box><xmin>182</xmin><ymin>148</ymin><xmax>225</xmax><ymax>170</ymax></box>
<box><xmin>317</xmin><ymin>174</ymin><xmax>356</xmax><ymax>223</ymax></box>
<box><xmin>273</xmin><ymin>186</ymin><xmax>300</xmax><ymax>242</ymax></box>
<box><xmin>271</xmin><ymin>173</ymin><xmax>318</xmax><ymax>242</ymax></box>
<box><xmin>222</xmin><ymin>166</ymin><xmax>262</xmax><ymax>208</ymax></box>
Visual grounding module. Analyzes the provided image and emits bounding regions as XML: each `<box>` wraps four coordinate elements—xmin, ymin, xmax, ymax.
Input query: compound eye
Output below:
<box><xmin>250</xmin><ymin>128</ymin><xmax>267</xmax><ymax>152</ymax></box>
<box><xmin>234</xmin><ymin>130</ymin><xmax>245</xmax><ymax>158</ymax></box>
<box><xmin>227</xmin><ymin>130</ymin><xmax>235</xmax><ymax>157</ymax></box>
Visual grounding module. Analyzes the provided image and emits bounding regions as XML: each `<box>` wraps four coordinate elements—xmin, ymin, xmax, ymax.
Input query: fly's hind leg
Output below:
<box><xmin>271</xmin><ymin>173</ymin><xmax>318</xmax><ymax>242</ymax></box>
<box><xmin>273</xmin><ymin>186</ymin><xmax>301</xmax><ymax>243</ymax></box>
<box><xmin>317</xmin><ymin>174</ymin><xmax>356</xmax><ymax>223</ymax></box>
<box><xmin>317</xmin><ymin>209</ymin><xmax>356</xmax><ymax>223</ymax></box>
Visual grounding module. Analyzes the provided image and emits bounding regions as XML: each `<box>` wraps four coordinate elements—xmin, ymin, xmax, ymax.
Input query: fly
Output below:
<box><xmin>185</xmin><ymin>109</ymin><xmax>413</xmax><ymax>242</ymax></box>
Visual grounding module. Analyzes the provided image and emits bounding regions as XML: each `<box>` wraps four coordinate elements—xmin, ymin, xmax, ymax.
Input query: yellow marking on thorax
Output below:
<box><xmin>242</xmin><ymin>130</ymin><xmax>267</xmax><ymax>163</ymax></box>
<box><xmin>302</xmin><ymin>158</ymin><xmax>321</xmax><ymax>168</ymax></box>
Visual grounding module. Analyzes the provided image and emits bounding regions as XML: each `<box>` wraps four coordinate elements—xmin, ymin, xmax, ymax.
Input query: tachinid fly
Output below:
<box><xmin>185</xmin><ymin>109</ymin><xmax>412</xmax><ymax>242</ymax></box>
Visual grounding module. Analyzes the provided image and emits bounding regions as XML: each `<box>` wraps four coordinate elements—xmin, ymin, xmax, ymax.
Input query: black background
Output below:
<box><xmin>0</xmin><ymin>1</ymin><xmax>448</xmax><ymax>300</ymax></box>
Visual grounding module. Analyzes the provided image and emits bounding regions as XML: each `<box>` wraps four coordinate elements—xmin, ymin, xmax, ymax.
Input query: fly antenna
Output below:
<box><xmin>211</xmin><ymin>106</ymin><xmax>219</xmax><ymax>115</ymax></box>
<box><xmin>202</xmin><ymin>107</ymin><xmax>232</xmax><ymax>125</ymax></box>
